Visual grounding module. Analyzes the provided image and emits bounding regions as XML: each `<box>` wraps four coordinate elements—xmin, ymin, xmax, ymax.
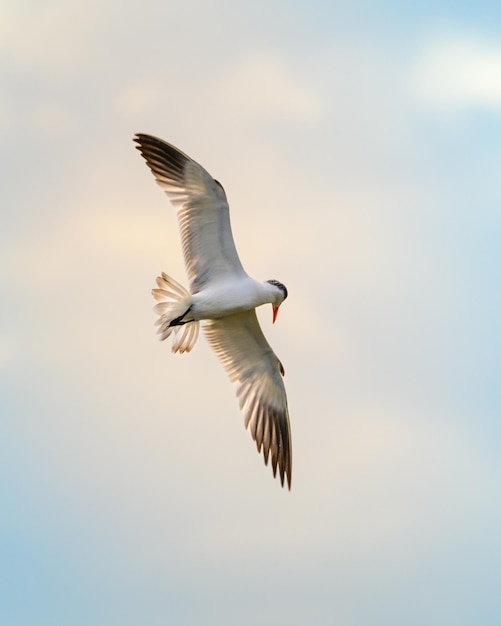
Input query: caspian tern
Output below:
<box><xmin>134</xmin><ymin>134</ymin><xmax>292</xmax><ymax>489</ymax></box>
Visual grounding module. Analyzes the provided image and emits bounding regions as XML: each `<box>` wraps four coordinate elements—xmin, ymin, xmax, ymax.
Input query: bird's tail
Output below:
<box><xmin>152</xmin><ymin>272</ymin><xmax>199</xmax><ymax>354</ymax></box>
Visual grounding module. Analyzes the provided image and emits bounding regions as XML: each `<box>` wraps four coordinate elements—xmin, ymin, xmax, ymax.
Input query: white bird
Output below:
<box><xmin>134</xmin><ymin>134</ymin><xmax>292</xmax><ymax>489</ymax></box>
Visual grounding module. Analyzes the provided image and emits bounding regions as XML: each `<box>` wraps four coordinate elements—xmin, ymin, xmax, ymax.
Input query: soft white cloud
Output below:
<box><xmin>1</xmin><ymin>208</ymin><xmax>168</xmax><ymax>288</ymax></box>
<box><xmin>410</xmin><ymin>33</ymin><xmax>501</xmax><ymax>110</ymax></box>
<box><xmin>218</xmin><ymin>53</ymin><xmax>324</xmax><ymax>123</ymax></box>
<box><xmin>115</xmin><ymin>80</ymin><xmax>162</xmax><ymax>118</ymax></box>
<box><xmin>0</xmin><ymin>0</ymin><xmax>112</xmax><ymax>75</ymax></box>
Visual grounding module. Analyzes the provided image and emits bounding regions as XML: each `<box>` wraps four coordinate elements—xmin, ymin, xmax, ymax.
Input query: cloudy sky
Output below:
<box><xmin>1</xmin><ymin>1</ymin><xmax>500</xmax><ymax>624</ymax></box>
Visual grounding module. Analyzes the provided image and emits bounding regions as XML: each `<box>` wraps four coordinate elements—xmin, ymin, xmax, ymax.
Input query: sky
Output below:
<box><xmin>1</xmin><ymin>1</ymin><xmax>500</xmax><ymax>624</ymax></box>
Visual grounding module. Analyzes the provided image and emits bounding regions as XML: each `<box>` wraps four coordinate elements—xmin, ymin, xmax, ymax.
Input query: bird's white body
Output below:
<box><xmin>134</xmin><ymin>133</ymin><xmax>292</xmax><ymax>488</ymax></box>
<box><xmin>191</xmin><ymin>277</ymin><xmax>282</xmax><ymax>320</ymax></box>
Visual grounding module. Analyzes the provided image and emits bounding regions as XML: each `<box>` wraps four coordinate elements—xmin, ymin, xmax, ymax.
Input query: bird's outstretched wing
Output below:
<box><xmin>134</xmin><ymin>134</ymin><xmax>247</xmax><ymax>291</ymax></box>
<box><xmin>204</xmin><ymin>311</ymin><xmax>292</xmax><ymax>489</ymax></box>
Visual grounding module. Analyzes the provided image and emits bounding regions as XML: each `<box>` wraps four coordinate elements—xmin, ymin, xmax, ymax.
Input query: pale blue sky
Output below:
<box><xmin>1</xmin><ymin>1</ymin><xmax>500</xmax><ymax>625</ymax></box>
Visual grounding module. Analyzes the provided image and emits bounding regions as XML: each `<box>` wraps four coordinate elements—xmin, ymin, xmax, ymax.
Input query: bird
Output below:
<box><xmin>134</xmin><ymin>133</ymin><xmax>292</xmax><ymax>489</ymax></box>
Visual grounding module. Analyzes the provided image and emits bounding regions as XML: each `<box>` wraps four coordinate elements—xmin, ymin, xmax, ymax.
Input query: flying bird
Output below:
<box><xmin>134</xmin><ymin>134</ymin><xmax>292</xmax><ymax>489</ymax></box>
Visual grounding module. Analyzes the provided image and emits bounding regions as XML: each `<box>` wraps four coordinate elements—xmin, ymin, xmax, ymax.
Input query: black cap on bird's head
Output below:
<box><xmin>266</xmin><ymin>279</ymin><xmax>288</xmax><ymax>323</ymax></box>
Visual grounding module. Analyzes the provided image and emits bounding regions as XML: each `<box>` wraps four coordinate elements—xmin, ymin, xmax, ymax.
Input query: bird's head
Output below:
<box><xmin>266</xmin><ymin>279</ymin><xmax>288</xmax><ymax>323</ymax></box>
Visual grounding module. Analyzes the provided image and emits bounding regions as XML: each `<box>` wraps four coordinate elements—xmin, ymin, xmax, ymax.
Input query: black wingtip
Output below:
<box><xmin>133</xmin><ymin>132</ymin><xmax>154</xmax><ymax>142</ymax></box>
<box><xmin>133</xmin><ymin>132</ymin><xmax>151</xmax><ymax>147</ymax></box>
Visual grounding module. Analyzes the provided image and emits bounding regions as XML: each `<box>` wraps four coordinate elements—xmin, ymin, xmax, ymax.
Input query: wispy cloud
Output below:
<box><xmin>218</xmin><ymin>53</ymin><xmax>325</xmax><ymax>123</ymax></box>
<box><xmin>410</xmin><ymin>32</ymin><xmax>501</xmax><ymax>110</ymax></box>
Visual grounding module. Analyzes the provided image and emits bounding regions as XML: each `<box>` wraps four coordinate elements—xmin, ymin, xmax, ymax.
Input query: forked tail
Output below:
<box><xmin>152</xmin><ymin>272</ymin><xmax>199</xmax><ymax>354</ymax></box>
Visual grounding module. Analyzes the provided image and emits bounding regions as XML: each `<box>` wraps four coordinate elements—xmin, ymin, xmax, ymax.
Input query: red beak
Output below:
<box><xmin>272</xmin><ymin>304</ymin><xmax>279</xmax><ymax>323</ymax></box>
